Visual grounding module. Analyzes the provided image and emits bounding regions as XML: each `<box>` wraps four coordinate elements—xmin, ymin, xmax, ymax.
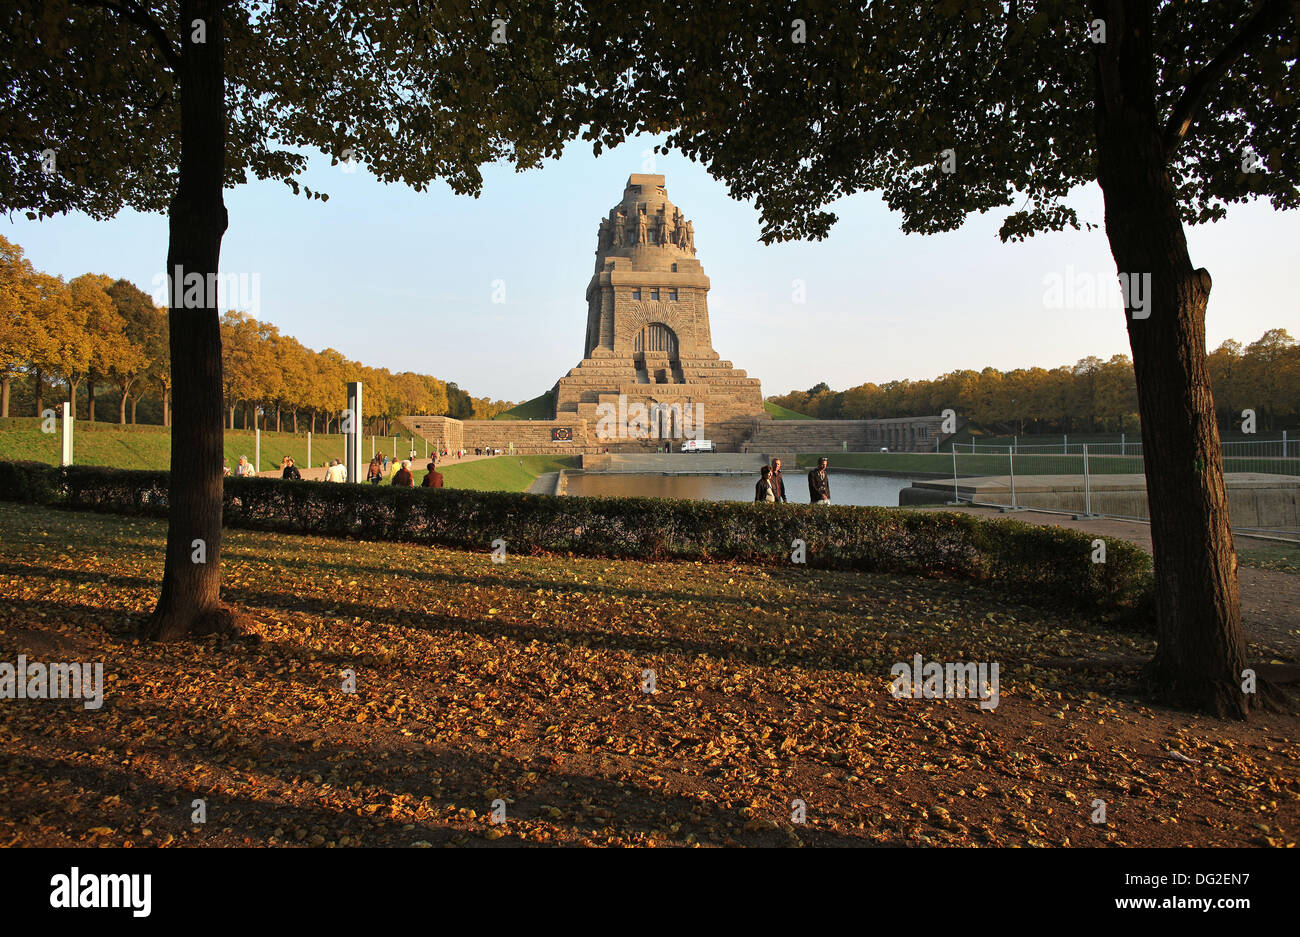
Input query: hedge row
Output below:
<box><xmin>0</xmin><ymin>460</ymin><xmax>1154</xmax><ymax>622</ymax></box>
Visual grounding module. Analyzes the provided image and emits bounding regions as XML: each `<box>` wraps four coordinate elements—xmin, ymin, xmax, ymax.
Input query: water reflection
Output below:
<box><xmin>562</xmin><ymin>470</ymin><xmax>912</xmax><ymax>507</ymax></box>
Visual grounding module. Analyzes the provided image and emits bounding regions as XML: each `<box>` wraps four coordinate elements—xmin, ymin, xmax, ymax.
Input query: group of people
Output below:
<box><xmin>222</xmin><ymin>455</ymin><xmax>260</xmax><ymax>477</ymax></box>
<box><xmin>754</xmin><ymin>456</ymin><xmax>832</xmax><ymax>505</ymax></box>
<box><xmin>365</xmin><ymin>456</ymin><xmax>443</xmax><ymax>488</ymax></box>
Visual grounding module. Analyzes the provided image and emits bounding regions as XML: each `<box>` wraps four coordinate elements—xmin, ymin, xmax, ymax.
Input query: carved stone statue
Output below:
<box><xmin>656</xmin><ymin>211</ymin><xmax>669</xmax><ymax>247</ymax></box>
<box><xmin>683</xmin><ymin>220</ymin><xmax>695</xmax><ymax>253</ymax></box>
<box><xmin>597</xmin><ymin>218</ymin><xmax>610</xmax><ymax>251</ymax></box>
<box><xmin>636</xmin><ymin>209</ymin><xmax>648</xmax><ymax>246</ymax></box>
<box><xmin>612</xmin><ymin>210</ymin><xmax>625</xmax><ymax>246</ymax></box>
<box><xmin>672</xmin><ymin>210</ymin><xmax>686</xmax><ymax>247</ymax></box>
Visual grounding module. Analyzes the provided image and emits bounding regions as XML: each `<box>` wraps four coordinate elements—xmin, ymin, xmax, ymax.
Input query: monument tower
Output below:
<box><xmin>554</xmin><ymin>174</ymin><xmax>766</xmax><ymax>443</ymax></box>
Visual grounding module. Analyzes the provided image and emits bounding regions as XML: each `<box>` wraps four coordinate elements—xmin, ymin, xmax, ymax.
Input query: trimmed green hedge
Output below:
<box><xmin>0</xmin><ymin>461</ymin><xmax>1154</xmax><ymax>622</ymax></box>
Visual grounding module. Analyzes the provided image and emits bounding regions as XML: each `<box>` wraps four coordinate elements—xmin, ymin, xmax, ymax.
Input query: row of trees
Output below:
<box><xmin>0</xmin><ymin>236</ymin><xmax>513</xmax><ymax>431</ymax></box>
<box><xmin>772</xmin><ymin>331</ymin><xmax>1299</xmax><ymax>433</ymax></box>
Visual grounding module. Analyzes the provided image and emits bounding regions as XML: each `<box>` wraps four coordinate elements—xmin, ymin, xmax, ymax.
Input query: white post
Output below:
<box><xmin>60</xmin><ymin>401</ymin><xmax>74</xmax><ymax>466</ymax></box>
<box><xmin>1284</xmin><ymin>430</ymin><xmax>1288</xmax><ymax>459</ymax></box>
<box><xmin>1083</xmin><ymin>444</ymin><xmax>1092</xmax><ymax>515</ymax></box>
<box><xmin>345</xmin><ymin>381</ymin><xmax>363</xmax><ymax>483</ymax></box>
<box><xmin>1013</xmin><ymin>434</ymin><xmax>1018</xmax><ymax>453</ymax></box>
<box><xmin>424</xmin><ymin>437</ymin><xmax>428</xmax><ymax>459</ymax></box>
<box><xmin>1008</xmin><ymin>446</ymin><xmax>1016</xmax><ymax>508</ymax></box>
<box><xmin>255</xmin><ymin>424</ymin><xmax>261</xmax><ymax>473</ymax></box>
<box><xmin>952</xmin><ymin>447</ymin><xmax>958</xmax><ymax>503</ymax></box>
<box><xmin>1063</xmin><ymin>433</ymin><xmax>1068</xmax><ymax>454</ymax></box>
<box><xmin>307</xmin><ymin>431</ymin><xmax>312</xmax><ymax>469</ymax></box>
<box><xmin>371</xmin><ymin>435</ymin><xmax>375</xmax><ymax>459</ymax></box>
<box><xmin>393</xmin><ymin>436</ymin><xmax>397</xmax><ymax>458</ymax></box>
<box><xmin>1120</xmin><ymin>432</ymin><xmax>1126</xmax><ymax>456</ymax></box>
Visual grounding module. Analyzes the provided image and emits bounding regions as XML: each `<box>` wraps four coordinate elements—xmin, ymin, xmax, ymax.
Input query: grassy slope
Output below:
<box><xmin>0</xmin><ymin>421</ymin><xmax>349</xmax><ymax>472</ymax></box>
<box><xmin>763</xmin><ymin>401</ymin><xmax>814</xmax><ymax>420</ymax></box>
<box><xmin>431</xmin><ymin>454</ymin><xmax>580</xmax><ymax>492</ymax></box>
<box><xmin>491</xmin><ymin>391</ymin><xmax>555</xmax><ymax>421</ymax></box>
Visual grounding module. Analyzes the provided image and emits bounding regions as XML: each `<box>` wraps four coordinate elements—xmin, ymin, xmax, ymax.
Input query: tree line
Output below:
<box><xmin>0</xmin><ymin>236</ymin><xmax>514</xmax><ymax>432</ymax></box>
<box><xmin>770</xmin><ymin>332</ymin><xmax>1300</xmax><ymax>434</ymax></box>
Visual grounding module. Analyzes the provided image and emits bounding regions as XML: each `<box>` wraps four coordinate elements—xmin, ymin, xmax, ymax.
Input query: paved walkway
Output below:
<box><xmin>255</xmin><ymin>452</ymin><xmax>498</xmax><ymax>480</ymax></box>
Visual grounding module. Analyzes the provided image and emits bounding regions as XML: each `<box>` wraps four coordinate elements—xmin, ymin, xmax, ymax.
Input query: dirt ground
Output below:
<box><xmin>0</xmin><ymin>502</ymin><xmax>1295</xmax><ymax>848</ymax></box>
<box><xmin>924</xmin><ymin>505</ymin><xmax>1300</xmax><ymax>653</ymax></box>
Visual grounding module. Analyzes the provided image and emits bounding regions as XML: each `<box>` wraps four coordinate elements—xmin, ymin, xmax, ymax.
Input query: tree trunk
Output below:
<box><xmin>130</xmin><ymin>396</ymin><xmax>138</xmax><ymax>424</ymax></box>
<box><xmin>163</xmin><ymin>391</ymin><xmax>169</xmax><ymax>427</ymax></box>
<box><xmin>68</xmin><ymin>379</ymin><xmax>80</xmax><ymax>417</ymax></box>
<box><xmin>275</xmin><ymin>407</ymin><xmax>281</xmax><ymax>432</ymax></box>
<box><xmin>291</xmin><ymin>409</ymin><xmax>297</xmax><ymax>433</ymax></box>
<box><xmin>33</xmin><ymin>369</ymin><xmax>43</xmax><ymax>417</ymax></box>
<box><xmin>227</xmin><ymin>403</ymin><xmax>234</xmax><ymax>429</ymax></box>
<box><xmin>1093</xmin><ymin>0</ymin><xmax>1251</xmax><ymax>717</ymax></box>
<box><xmin>119</xmin><ymin>390</ymin><xmax>128</xmax><ymax>424</ymax></box>
<box><xmin>87</xmin><ymin>371</ymin><xmax>97</xmax><ymax>423</ymax></box>
<box><xmin>1</xmin><ymin>375</ymin><xmax>9</xmax><ymax>418</ymax></box>
<box><xmin>150</xmin><ymin>0</ymin><xmax>230</xmax><ymax>642</ymax></box>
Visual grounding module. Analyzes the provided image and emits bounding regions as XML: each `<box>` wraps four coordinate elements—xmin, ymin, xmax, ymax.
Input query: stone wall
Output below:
<box><xmin>745</xmin><ymin>417</ymin><xmax>948</xmax><ymax>453</ymax></box>
<box><xmin>402</xmin><ymin>413</ymin><xmax>950</xmax><ymax>455</ymax></box>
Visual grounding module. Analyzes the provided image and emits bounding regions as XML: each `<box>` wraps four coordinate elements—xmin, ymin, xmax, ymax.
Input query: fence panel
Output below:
<box><xmin>949</xmin><ymin>439</ymin><xmax>1298</xmax><ymax>540</ymax></box>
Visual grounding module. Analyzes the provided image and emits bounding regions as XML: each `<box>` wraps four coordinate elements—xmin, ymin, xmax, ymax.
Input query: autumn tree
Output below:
<box><xmin>576</xmin><ymin>0</ymin><xmax>1299</xmax><ymax>714</ymax></box>
<box><xmin>2</xmin><ymin>0</ymin><xmax>594</xmax><ymax>639</ymax></box>
<box><xmin>105</xmin><ymin>279</ymin><xmax>158</xmax><ymax>423</ymax></box>
<box><xmin>0</xmin><ymin>235</ymin><xmax>47</xmax><ymax>417</ymax></box>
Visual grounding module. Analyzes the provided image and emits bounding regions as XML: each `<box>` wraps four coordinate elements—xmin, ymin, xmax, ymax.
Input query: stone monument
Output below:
<box><xmin>554</xmin><ymin>174</ymin><xmax>766</xmax><ymax>443</ymax></box>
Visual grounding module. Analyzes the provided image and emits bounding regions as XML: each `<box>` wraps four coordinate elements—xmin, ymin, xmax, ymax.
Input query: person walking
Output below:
<box><xmin>281</xmin><ymin>456</ymin><xmax>302</xmax><ymax>481</ymax></box>
<box><xmin>366</xmin><ymin>457</ymin><xmax>383</xmax><ymax>484</ymax></box>
<box><xmin>421</xmin><ymin>461</ymin><xmax>444</xmax><ymax>488</ymax></box>
<box><xmin>808</xmin><ymin>457</ymin><xmax>831</xmax><ymax>504</ymax></box>
<box><xmin>770</xmin><ymin>458</ymin><xmax>789</xmax><ymax>503</ymax></box>
<box><xmin>392</xmin><ymin>459</ymin><xmax>414</xmax><ymax>487</ymax></box>
<box><xmin>754</xmin><ymin>464</ymin><xmax>777</xmax><ymax>503</ymax></box>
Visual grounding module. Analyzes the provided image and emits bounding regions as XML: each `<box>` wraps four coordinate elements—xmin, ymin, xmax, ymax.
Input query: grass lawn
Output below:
<box><xmin>1239</xmin><ymin>541</ymin><xmax>1300</xmax><ymax>575</ymax></box>
<box><xmin>432</xmin><ymin>455</ymin><xmax>580</xmax><ymax>492</ymax></box>
<box><xmin>491</xmin><ymin>392</ymin><xmax>555</xmax><ymax>421</ymax></box>
<box><xmin>0</xmin><ymin>502</ymin><xmax>1295</xmax><ymax>847</ymax></box>
<box><xmin>763</xmin><ymin>401</ymin><xmax>814</xmax><ymax>420</ymax></box>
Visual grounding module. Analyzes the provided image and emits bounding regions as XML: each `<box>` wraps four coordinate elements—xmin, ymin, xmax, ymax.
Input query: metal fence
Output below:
<box><xmin>947</xmin><ymin>440</ymin><xmax>1299</xmax><ymax>542</ymax></box>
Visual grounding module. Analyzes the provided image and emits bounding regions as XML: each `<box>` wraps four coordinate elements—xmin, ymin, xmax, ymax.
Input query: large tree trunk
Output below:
<box><xmin>150</xmin><ymin>0</ymin><xmax>230</xmax><ymax>641</ymax></box>
<box><xmin>162</xmin><ymin>391</ymin><xmax>169</xmax><ymax>427</ymax></box>
<box><xmin>87</xmin><ymin>371</ymin><xmax>97</xmax><ymax>423</ymax></box>
<box><xmin>33</xmin><ymin>369</ymin><xmax>43</xmax><ymax>417</ymax></box>
<box><xmin>1093</xmin><ymin>0</ymin><xmax>1251</xmax><ymax>717</ymax></box>
<box><xmin>68</xmin><ymin>379</ymin><xmax>80</xmax><ymax>417</ymax></box>
<box><xmin>1</xmin><ymin>375</ymin><xmax>9</xmax><ymax>418</ymax></box>
<box><xmin>130</xmin><ymin>396</ymin><xmax>138</xmax><ymax>424</ymax></box>
<box><xmin>291</xmin><ymin>409</ymin><xmax>297</xmax><ymax>433</ymax></box>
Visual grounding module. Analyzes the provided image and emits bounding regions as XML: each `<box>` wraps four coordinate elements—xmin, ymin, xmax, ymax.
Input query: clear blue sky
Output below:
<box><xmin>7</xmin><ymin>133</ymin><xmax>1297</xmax><ymax>404</ymax></box>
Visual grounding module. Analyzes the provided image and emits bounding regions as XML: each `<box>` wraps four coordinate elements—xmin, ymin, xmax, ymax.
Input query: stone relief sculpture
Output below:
<box><xmin>683</xmin><ymin>220</ymin><xmax>695</xmax><ymax>254</ymax></box>
<box><xmin>656</xmin><ymin>211</ymin><xmax>669</xmax><ymax>247</ymax></box>
<box><xmin>612</xmin><ymin>210</ymin><xmax>625</xmax><ymax>246</ymax></box>
<box><xmin>636</xmin><ymin>208</ymin><xmax>648</xmax><ymax>246</ymax></box>
<box><xmin>597</xmin><ymin>218</ymin><xmax>610</xmax><ymax>251</ymax></box>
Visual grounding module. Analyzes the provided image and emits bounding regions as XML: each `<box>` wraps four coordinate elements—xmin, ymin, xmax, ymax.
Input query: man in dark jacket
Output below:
<box><xmin>770</xmin><ymin>458</ymin><xmax>788</xmax><ymax>503</ymax></box>
<box><xmin>281</xmin><ymin>456</ymin><xmax>302</xmax><ymax>481</ymax></box>
<box><xmin>421</xmin><ymin>462</ymin><xmax>444</xmax><ymax>488</ymax></box>
<box><xmin>808</xmin><ymin>457</ymin><xmax>831</xmax><ymax>504</ymax></box>
<box><xmin>392</xmin><ymin>459</ymin><xmax>414</xmax><ymax>487</ymax></box>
